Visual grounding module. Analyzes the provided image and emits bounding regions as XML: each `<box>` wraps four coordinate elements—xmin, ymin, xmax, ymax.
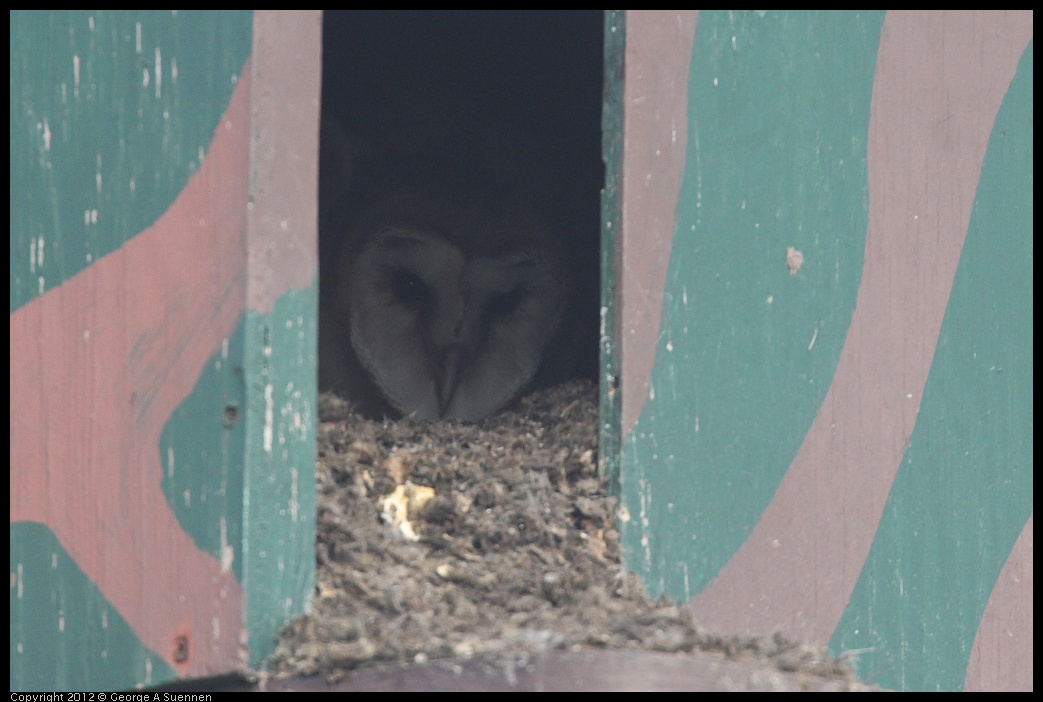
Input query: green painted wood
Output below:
<box><xmin>599</xmin><ymin>10</ymin><xmax>625</xmax><ymax>486</ymax></box>
<box><xmin>160</xmin><ymin>322</ymin><xmax>247</xmax><ymax>584</ymax></box>
<box><xmin>242</xmin><ymin>297</ymin><xmax>318</xmax><ymax>669</ymax></box>
<box><xmin>611</xmin><ymin>10</ymin><xmax>1031</xmax><ymax>691</ymax></box>
<box><xmin>239</xmin><ymin>9</ymin><xmax>321</xmax><ymax>670</ymax></box>
<box><xmin>9</xmin><ymin>10</ymin><xmax>252</xmax><ymax>312</ymax></box>
<box><xmin>10</xmin><ymin>10</ymin><xmax>320</xmax><ymax>690</ymax></box>
<box><xmin>620</xmin><ymin>9</ymin><xmax>882</xmax><ymax>600</ymax></box>
<box><xmin>831</xmin><ymin>39</ymin><xmax>1033</xmax><ymax>691</ymax></box>
<box><xmin>9</xmin><ymin>523</ymin><xmax>177</xmax><ymax>690</ymax></box>
<box><xmin>10</xmin><ymin>11</ymin><xmax>255</xmax><ymax>691</ymax></box>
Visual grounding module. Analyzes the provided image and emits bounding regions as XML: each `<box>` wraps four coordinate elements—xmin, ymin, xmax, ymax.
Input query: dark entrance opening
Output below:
<box><xmin>318</xmin><ymin>10</ymin><xmax>603</xmax><ymax>416</ymax></box>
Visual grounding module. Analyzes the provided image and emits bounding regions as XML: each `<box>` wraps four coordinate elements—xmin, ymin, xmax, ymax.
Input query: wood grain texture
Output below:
<box><xmin>619</xmin><ymin>10</ymin><xmax>696</xmax><ymax>438</ymax></box>
<box><xmin>10</xmin><ymin>66</ymin><xmax>253</xmax><ymax>678</ymax></box>
<box><xmin>689</xmin><ymin>10</ymin><xmax>1032</xmax><ymax>654</ymax></box>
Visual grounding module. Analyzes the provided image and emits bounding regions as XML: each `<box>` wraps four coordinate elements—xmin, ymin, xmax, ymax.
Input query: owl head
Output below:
<box><xmin>324</xmin><ymin>189</ymin><xmax>572</xmax><ymax>421</ymax></box>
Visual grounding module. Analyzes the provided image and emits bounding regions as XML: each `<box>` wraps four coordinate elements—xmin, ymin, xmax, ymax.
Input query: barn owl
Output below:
<box><xmin>318</xmin><ymin>119</ymin><xmax>575</xmax><ymax>421</ymax></box>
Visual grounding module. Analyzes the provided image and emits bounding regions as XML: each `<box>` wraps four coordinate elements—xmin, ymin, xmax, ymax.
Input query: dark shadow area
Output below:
<box><xmin>319</xmin><ymin>11</ymin><xmax>604</xmax><ymax>390</ymax></box>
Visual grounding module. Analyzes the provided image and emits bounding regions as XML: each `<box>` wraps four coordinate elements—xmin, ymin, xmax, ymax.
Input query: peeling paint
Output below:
<box><xmin>263</xmin><ymin>383</ymin><xmax>274</xmax><ymax>453</ymax></box>
<box><xmin>786</xmin><ymin>246</ymin><xmax>804</xmax><ymax>274</ymax></box>
<box><xmin>289</xmin><ymin>468</ymin><xmax>299</xmax><ymax>522</ymax></box>
<box><xmin>154</xmin><ymin>47</ymin><xmax>162</xmax><ymax>98</ymax></box>
<box><xmin>220</xmin><ymin>518</ymin><xmax>233</xmax><ymax>573</ymax></box>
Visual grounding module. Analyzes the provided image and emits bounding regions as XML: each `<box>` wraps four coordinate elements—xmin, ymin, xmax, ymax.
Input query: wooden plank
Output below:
<box><xmin>266</xmin><ymin>650</ymin><xmax>875</xmax><ymax>692</ymax></box>
<box><xmin>10</xmin><ymin>10</ymin><xmax>321</xmax><ymax>690</ymax></box>
<box><xmin>242</xmin><ymin>8</ymin><xmax>321</xmax><ymax>671</ymax></box>
<box><xmin>614</xmin><ymin>10</ymin><xmax>1032</xmax><ymax>691</ymax></box>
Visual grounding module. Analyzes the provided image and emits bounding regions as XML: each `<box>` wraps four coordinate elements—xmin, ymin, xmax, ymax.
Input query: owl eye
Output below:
<box><xmin>390</xmin><ymin>269</ymin><xmax>433</xmax><ymax>310</ymax></box>
<box><xmin>487</xmin><ymin>288</ymin><xmax>524</xmax><ymax>318</ymax></box>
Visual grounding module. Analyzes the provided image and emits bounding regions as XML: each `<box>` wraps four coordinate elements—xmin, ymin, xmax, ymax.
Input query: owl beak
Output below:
<box><xmin>436</xmin><ymin>344</ymin><xmax>463</xmax><ymax>417</ymax></box>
